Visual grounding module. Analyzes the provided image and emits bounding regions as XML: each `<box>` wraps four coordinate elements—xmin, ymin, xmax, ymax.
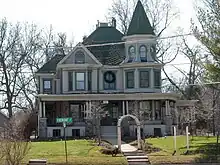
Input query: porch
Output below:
<box><xmin>37</xmin><ymin>92</ymin><xmax>180</xmax><ymax>138</ymax></box>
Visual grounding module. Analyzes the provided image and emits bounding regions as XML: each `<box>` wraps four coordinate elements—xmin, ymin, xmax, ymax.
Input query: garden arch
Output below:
<box><xmin>117</xmin><ymin>114</ymin><xmax>141</xmax><ymax>150</ymax></box>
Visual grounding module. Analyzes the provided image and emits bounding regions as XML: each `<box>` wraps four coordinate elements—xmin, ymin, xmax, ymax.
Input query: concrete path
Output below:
<box><xmin>102</xmin><ymin>137</ymin><xmax>137</xmax><ymax>152</ymax></box>
<box><xmin>119</xmin><ymin>143</ymin><xmax>138</xmax><ymax>152</ymax></box>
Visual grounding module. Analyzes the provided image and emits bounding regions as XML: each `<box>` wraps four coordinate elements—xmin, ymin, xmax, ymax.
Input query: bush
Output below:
<box><xmin>0</xmin><ymin>118</ymin><xmax>31</xmax><ymax>165</ymax></box>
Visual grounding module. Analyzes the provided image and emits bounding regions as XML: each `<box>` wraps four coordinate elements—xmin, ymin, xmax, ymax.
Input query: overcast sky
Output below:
<box><xmin>0</xmin><ymin>0</ymin><xmax>195</xmax><ymax>43</ymax></box>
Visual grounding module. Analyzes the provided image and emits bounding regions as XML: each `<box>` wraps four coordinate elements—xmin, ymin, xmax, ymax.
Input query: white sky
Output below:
<box><xmin>0</xmin><ymin>0</ymin><xmax>195</xmax><ymax>43</ymax></box>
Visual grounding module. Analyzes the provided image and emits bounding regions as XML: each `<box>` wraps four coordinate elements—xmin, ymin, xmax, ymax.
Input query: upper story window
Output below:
<box><xmin>75</xmin><ymin>72</ymin><xmax>85</xmax><ymax>90</ymax></box>
<box><xmin>139</xmin><ymin>70</ymin><xmax>150</xmax><ymax>88</ymax></box>
<box><xmin>139</xmin><ymin>45</ymin><xmax>147</xmax><ymax>62</ymax></box>
<box><xmin>75</xmin><ymin>51</ymin><xmax>85</xmax><ymax>64</ymax></box>
<box><xmin>43</xmin><ymin>79</ymin><xmax>52</xmax><ymax>94</ymax></box>
<box><xmin>126</xmin><ymin>71</ymin><xmax>134</xmax><ymax>88</ymax></box>
<box><xmin>104</xmin><ymin>71</ymin><xmax>116</xmax><ymax>90</ymax></box>
<box><xmin>128</xmin><ymin>46</ymin><xmax>135</xmax><ymax>62</ymax></box>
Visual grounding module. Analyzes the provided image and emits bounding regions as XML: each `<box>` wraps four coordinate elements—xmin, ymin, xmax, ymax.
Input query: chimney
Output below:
<box><xmin>96</xmin><ymin>20</ymin><xmax>100</xmax><ymax>29</ymax></box>
<box><xmin>112</xmin><ymin>17</ymin><xmax>116</xmax><ymax>28</ymax></box>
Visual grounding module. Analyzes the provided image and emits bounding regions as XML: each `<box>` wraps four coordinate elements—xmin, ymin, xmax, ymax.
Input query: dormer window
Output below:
<box><xmin>128</xmin><ymin>46</ymin><xmax>135</xmax><ymax>62</ymax></box>
<box><xmin>75</xmin><ymin>51</ymin><xmax>85</xmax><ymax>64</ymax></box>
<box><xmin>139</xmin><ymin>45</ymin><xmax>147</xmax><ymax>62</ymax></box>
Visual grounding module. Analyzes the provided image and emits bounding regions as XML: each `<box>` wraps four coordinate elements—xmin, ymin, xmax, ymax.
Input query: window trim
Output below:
<box><xmin>75</xmin><ymin>51</ymin><xmax>85</xmax><ymax>64</ymax></box>
<box><xmin>75</xmin><ymin>72</ymin><xmax>86</xmax><ymax>91</ymax></box>
<box><xmin>126</xmin><ymin>71</ymin><xmax>135</xmax><ymax>89</ymax></box>
<box><xmin>139</xmin><ymin>70</ymin><xmax>150</xmax><ymax>88</ymax></box>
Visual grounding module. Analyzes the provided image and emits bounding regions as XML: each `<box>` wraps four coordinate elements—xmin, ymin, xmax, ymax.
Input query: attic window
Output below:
<box><xmin>75</xmin><ymin>51</ymin><xmax>85</xmax><ymax>64</ymax></box>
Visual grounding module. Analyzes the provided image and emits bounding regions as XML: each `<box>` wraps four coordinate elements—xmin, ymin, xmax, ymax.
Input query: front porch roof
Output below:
<box><xmin>37</xmin><ymin>92</ymin><xmax>180</xmax><ymax>101</ymax></box>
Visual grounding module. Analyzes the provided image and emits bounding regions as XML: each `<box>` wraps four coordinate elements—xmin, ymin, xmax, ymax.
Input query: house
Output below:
<box><xmin>36</xmin><ymin>0</ymin><xmax>194</xmax><ymax>139</ymax></box>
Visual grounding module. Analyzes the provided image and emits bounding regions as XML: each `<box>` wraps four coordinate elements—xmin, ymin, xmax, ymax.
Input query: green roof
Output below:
<box><xmin>87</xmin><ymin>44</ymin><xmax>125</xmax><ymax>66</ymax></box>
<box><xmin>36</xmin><ymin>54</ymin><xmax>65</xmax><ymax>73</ymax></box>
<box><xmin>127</xmin><ymin>0</ymin><xmax>155</xmax><ymax>36</ymax></box>
<box><xmin>83</xmin><ymin>26</ymin><xmax>123</xmax><ymax>44</ymax></box>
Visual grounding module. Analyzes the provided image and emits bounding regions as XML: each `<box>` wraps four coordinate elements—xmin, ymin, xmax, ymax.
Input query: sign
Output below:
<box><xmin>56</xmin><ymin>118</ymin><xmax>72</xmax><ymax>123</ymax></box>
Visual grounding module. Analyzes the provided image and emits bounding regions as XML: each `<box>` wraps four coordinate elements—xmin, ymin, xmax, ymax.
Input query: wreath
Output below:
<box><xmin>104</xmin><ymin>71</ymin><xmax>116</xmax><ymax>83</ymax></box>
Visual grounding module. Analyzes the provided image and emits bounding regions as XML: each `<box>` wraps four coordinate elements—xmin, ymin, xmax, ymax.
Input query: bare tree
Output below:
<box><xmin>90</xmin><ymin>102</ymin><xmax>107</xmax><ymax>144</ymax></box>
<box><xmin>0</xmin><ymin>18</ymin><xmax>43</xmax><ymax>117</ymax></box>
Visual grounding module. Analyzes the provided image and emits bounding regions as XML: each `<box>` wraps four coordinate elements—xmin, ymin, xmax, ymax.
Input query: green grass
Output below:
<box><xmin>146</xmin><ymin>136</ymin><xmax>220</xmax><ymax>164</ymax></box>
<box><xmin>22</xmin><ymin>140</ymin><xmax>127</xmax><ymax>165</ymax></box>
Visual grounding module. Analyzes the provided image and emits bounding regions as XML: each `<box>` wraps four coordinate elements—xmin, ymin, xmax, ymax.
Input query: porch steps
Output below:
<box><xmin>123</xmin><ymin>150</ymin><xmax>150</xmax><ymax>165</ymax></box>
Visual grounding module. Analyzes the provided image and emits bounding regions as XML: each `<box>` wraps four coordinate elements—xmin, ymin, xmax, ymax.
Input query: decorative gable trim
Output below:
<box><xmin>57</xmin><ymin>43</ymin><xmax>102</xmax><ymax>66</ymax></box>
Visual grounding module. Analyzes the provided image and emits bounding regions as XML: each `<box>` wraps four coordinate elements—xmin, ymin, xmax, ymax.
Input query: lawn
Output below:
<box><xmin>22</xmin><ymin>140</ymin><xmax>127</xmax><ymax>165</ymax></box>
<box><xmin>146</xmin><ymin>136</ymin><xmax>220</xmax><ymax>164</ymax></box>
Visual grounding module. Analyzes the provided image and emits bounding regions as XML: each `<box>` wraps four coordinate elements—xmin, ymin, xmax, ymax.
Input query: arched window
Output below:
<box><xmin>128</xmin><ymin>46</ymin><xmax>135</xmax><ymax>62</ymax></box>
<box><xmin>75</xmin><ymin>51</ymin><xmax>85</xmax><ymax>64</ymax></box>
<box><xmin>139</xmin><ymin>45</ymin><xmax>147</xmax><ymax>62</ymax></box>
<box><xmin>139</xmin><ymin>45</ymin><xmax>147</xmax><ymax>58</ymax></box>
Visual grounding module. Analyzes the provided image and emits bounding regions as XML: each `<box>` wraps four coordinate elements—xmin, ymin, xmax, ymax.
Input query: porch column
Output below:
<box><xmin>165</xmin><ymin>100</ymin><xmax>169</xmax><ymax>115</ymax></box>
<box><xmin>39</xmin><ymin>101</ymin><xmax>42</xmax><ymax>118</ymax></box>
<box><xmin>89</xmin><ymin>101</ymin><xmax>92</xmax><ymax>118</ymax></box>
<box><xmin>43</xmin><ymin>101</ymin><xmax>46</xmax><ymax>118</ymax></box>
<box><xmin>126</xmin><ymin>101</ymin><xmax>129</xmax><ymax>114</ymax></box>
<box><xmin>152</xmin><ymin>100</ymin><xmax>155</xmax><ymax>120</ymax></box>
<box><xmin>85</xmin><ymin>102</ymin><xmax>88</xmax><ymax>119</ymax></box>
<box><xmin>122</xmin><ymin>101</ymin><xmax>125</xmax><ymax>115</ymax></box>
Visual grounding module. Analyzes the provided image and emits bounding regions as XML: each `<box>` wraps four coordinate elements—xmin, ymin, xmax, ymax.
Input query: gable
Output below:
<box><xmin>58</xmin><ymin>45</ymin><xmax>101</xmax><ymax>65</ymax></box>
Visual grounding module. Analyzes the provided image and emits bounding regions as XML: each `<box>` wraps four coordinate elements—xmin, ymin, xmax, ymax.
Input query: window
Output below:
<box><xmin>154</xmin><ymin>70</ymin><xmax>161</xmax><ymax>88</ymax></box>
<box><xmin>140</xmin><ymin>71</ymin><xmax>150</xmax><ymax>88</ymax></box>
<box><xmin>128</xmin><ymin>46</ymin><xmax>135</xmax><ymax>62</ymax></box>
<box><xmin>43</xmin><ymin>79</ymin><xmax>52</xmax><ymax>93</ymax></box>
<box><xmin>75</xmin><ymin>72</ymin><xmax>85</xmax><ymax>90</ymax></box>
<box><xmin>139</xmin><ymin>45</ymin><xmax>147</xmax><ymax>62</ymax></box>
<box><xmin>104</xmin><ymin>72</ymin><xmax>116</xmax><ymax>90</ymax></box>
<box><xmin>126</xmin><ymin>71</ymin><xmax>134</xmax><ymax>88</ymax></box>
<box><xmin>72</xmin><ymin>129</ymin><xmax>80</xmax><ymax>137</ymax></box>
<box><xmin>53</xmin><ymin>129</ymin><xmax>61</xmax><ymax>137</ymax></box>
<box><xmin>75</xmin><ymin>51</ymin><xmax>85</xmax><ymax>64</ymax></box>
<box><xmin>68</xmin><ymin>72</ymin><xmax>73</xmax><ymax>91</ymax></box>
